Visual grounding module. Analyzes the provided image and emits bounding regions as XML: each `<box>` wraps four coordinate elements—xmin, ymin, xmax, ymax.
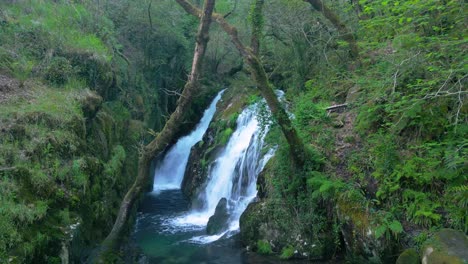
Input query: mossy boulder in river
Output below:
<box><xmin>206</xmin><ymin>198</ymin><xmax>230</xmax><ymax>235</ymax></box>
<box><xmin>421</xmin><ymin>229</ymin><xmax>468</xmax><ymax>264</ymax></box>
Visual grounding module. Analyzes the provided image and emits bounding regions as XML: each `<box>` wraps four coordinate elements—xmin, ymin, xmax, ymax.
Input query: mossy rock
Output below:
<box><xmin>239</xmin><ymin>202</ymin><xmax>265</xmax><ymax>248</ymax></box>
<box><xmin>396</xmin><ymin>248</ymin><xmax>419</xmax><ymax>264</ymax></box>
<box><xmin>206</xmin><ymin>198</ymin><xmax>230</xmax><ymax>235</ymax></box>
<box><xmin>421</xmin><ymin>229</ymin><xmax>468</xmax><ymax>264</ymax></box>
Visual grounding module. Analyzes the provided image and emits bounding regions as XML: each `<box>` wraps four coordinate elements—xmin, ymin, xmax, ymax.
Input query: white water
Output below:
<box><xmin>170</xmin><ymin>102</ymin><xmax>275</xmax><ymax>244</ymax></box>
<box><xmin>152</xmin><ymin>90</ymin><xmax>224</xmax><ymax>192</ymax></box>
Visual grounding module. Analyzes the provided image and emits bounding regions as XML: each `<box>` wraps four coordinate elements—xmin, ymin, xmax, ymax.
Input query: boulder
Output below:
<box><xmin>396</xmin><ymin>248</ymin><xmax>419</xmax><ymax>264</ymax></box>
<box><xmin>422</xmin><ymin>229</ymin><xmax>468</xmax><ymax>264</ymax></box>
<box><xmin>206</xmin><ymin>198</ymin><xmax>230</xmax><ymax>235</ymax></box>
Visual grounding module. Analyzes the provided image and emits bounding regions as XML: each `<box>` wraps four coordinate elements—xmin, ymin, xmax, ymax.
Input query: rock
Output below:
<box><xmin>396</xmin><ymin>249</ymin><xmax>419</xmax><ymax>264</ymax></box>
<box><xmin>240</xmin><ymin>202</ymin><xmax>264</xmax><ymax>247</ymax></box>
<box><xmin>421</xmin><ymin>229</ymin><xmax>468</xmax><ymax>264</ymax></box>
<box><xmin>206</xmin><ymin>198</ymin><xmax>230</xmax><ymax>235</ymax></box>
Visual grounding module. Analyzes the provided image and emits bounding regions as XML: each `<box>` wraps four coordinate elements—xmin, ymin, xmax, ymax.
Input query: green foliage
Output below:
<box><xmin>104</xmin><ymin>101</ymin><xmax>131</xmax><ymax>123</ymax></box>
<box><xmin>104</xmin><ymin>145</ymin><xmax>126</xmax><ymax>177</ymax></box>
<box><xmin>308</xmin><ymin>174</ymin><xmax>346</xmax><ymax>201</ymax></box>
<box><xmin>0</xmin><ymin>87</ymin><xmax>82</xmax><ymax>123</ymax></box>
<box><xmin>257</xmin><ymin>240</ymin><xmax>273</xmax><ymax>254</ymax></box>
<box><xmin>373</xmin><ymin>212</ymin><xmax>403</xmax><ymax>241</ymax></box>
<box><xmin>294</xmin><ymin>99</ymin><xmax>329</xmax><ymax>129</ymax></box>
<box><xmin>71</xmin><ymin>159</ymin><xmax>88</xmax><ymax>189</ymax></box>
<box><xmin>2</xmin><ymin>1</ymin><xmax>111</xmax><ymax>60</ymax></box>
<box><xmin>45</xmin><ymin>57</ymin><xmax>75</xmax><ymax>85</ymax></box>
<box><xmin>280</xmin><ymin>245</ymin><xmax>295</xmax><ymax>259</ymax></box>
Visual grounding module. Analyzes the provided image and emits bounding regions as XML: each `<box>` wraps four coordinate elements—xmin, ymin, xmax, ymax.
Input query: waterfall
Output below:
<box><xmin>171</xmin><ymin>101</ymin><xmax>275</xmax><ymax>243</ymax></box>
<box><xmin>152</xmin><ymin>90</ymin><xmax>224</xmax><ymax>192</ymax></box>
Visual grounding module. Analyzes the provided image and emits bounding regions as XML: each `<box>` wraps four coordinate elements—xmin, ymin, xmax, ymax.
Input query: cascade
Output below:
<box><xmin>152</xmin><ymin>90</ymin><xmax>224</xmax><ymax>191</ymax></box>
<box><xmin>171</xmin><ymin>101</ymin><xmax>275</xmax><ymax>243</ymax></box>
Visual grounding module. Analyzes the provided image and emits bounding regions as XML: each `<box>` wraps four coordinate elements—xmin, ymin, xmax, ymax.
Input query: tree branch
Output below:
<box><xmin>176</xmin><ymin>0</ymin><xmax>307</xmax><ymax>167</ymax></box>
<box><xmin>95</xmin><ymin>0</ymin><xmax>216</xmax><ymax>260</ymax></box>
<box><xmin>304</xmin><ymin>0</ymin><xmax>359</xmax><ymax>59</ymax></box>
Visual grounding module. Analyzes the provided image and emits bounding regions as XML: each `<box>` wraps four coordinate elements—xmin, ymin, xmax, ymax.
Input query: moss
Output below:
<box><xmin>219</xmin><ymin>127</ymin><xmax>233</xmax><ymax>145</ymax></box>
<box><xmin>257</xmin><ymin>240</ymin><xmax>272</xmax><ymax>255</ymax></box>
<box><xmin>280</xmin><ymin>245</ymin><xmax>295</xmax><ymax>259</ymax></box>
<box><xmin>421</xmin><ymin>229</ymin><xmax>468</xmax><ymax>264</ymax></box>
<box><xmin>396</xmin><ymin>249</ymin><xmax>419</xmax><ymax>264</ymax></box>
<box><xmin>240</xmin><ymin>202</ymin><xmax>265</xmax><ymax>248</ymax></box>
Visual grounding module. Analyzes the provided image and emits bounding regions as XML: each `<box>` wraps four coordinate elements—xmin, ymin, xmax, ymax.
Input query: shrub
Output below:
<box><xmin>45</xmin><ymin>57</ymin><xmax>75</xmax><ymax>85</ymax></box>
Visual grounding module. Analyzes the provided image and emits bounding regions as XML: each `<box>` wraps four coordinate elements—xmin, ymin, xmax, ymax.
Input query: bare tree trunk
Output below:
<box><xmin>176</xmin><ymin>0</ymin><xmax>306</xmax><ymax>167</ymax></box>
<box><xmin>305</xmin><ymin>0</ymin><xmax>359</xmax><ymax>59</ymax></box>
<box><xmin>95</xmin><ymin>0</ymin><xmax>216</xmax><ymax>260</ymax></box>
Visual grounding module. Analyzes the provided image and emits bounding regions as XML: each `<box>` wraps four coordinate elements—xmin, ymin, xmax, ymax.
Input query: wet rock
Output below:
<box><xmin>396</xmin><ymin>248</ymin><xmax>419</xmax><ymax>264</ymax></box>
<box><xmin>421</xmin><ymin>229</ymin><xmax>468</xmax><ymax>264</ymax></box>
<box><xmin>183</xmin><ymin>86</ymin><xmax>250</xmax><ymax>201</ymax></box>
<box><xmin>206</xmin><ymin>198</ymin><xmax>230</xmax><ymax>235</ymax></box>
<box><xmin>239</xmin><ymin>202</ymin><xmax>264</xmax><ymax>248</ymax></box>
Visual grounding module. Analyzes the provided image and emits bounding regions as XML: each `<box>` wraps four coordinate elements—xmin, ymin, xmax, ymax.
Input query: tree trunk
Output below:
<box><xmin>250</xmin><ymin>0</ymin><xmax>264</xmax><ymax>56</ymax></box>
<box><xmin>176</xmin><ymin>0</ymin><xmax>306</xmax><ymax>167</ymax></box>
<box><xmin>95</xmin><ymin>0</ymin><xmax>216</xmax><ymax>260</ymax></box>
<box><xmin>304</xmin><ymin>0</ymin><xmax>359</xmax><ymax>59</ymax></box>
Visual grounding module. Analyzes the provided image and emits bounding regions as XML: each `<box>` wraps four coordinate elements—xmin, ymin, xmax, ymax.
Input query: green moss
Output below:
<box><xmin>280</xmin><ymin>245</ymin><xmax>295</xmax><ymax>260</ymax></box>
<box><xmin>104</xmin><ymin>145</ymin><xmax>126</xmax><ymax>177</ymax></box>
<box><xmin>219</xmin><ymin>128</ymin><xmax>233</xmax><ymax>145</ymax></box>
<box><xmin>396</xmin><ymin>249</ymin><xmax>419</xmax><ymax>264</ymax></box>
<box><xmin>257</xmin><ymin>240</ymin><xmax>272</xmax><ymax>255</ymax></box>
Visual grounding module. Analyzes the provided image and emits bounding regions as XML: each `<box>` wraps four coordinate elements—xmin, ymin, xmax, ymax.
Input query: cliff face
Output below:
<box><xmin>0</xmin><ymin>76</ymin><xmax>148</xmax><ymax>263</ymax></box>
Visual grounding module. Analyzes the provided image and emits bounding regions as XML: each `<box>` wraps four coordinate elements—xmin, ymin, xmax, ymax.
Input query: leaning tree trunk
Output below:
<box><xmin>95</xmin><ymin>0</ymin><xmax>216</xmax><ymax>260</ymax></box>
<box><xmin>304</xmin><ymin>0</ymin><xmax>359</xmax><ymax>59</ymax></box>
<box><xmin>176</xmin><ymin>0</ymin><xmax>306</xmax><ymax>167</ymax></box>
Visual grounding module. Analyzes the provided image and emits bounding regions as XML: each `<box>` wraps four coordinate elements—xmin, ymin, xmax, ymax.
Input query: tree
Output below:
<box><xmin>95</xmin><ymin>0</ymin><xmax>216</xmax><ymax>259</ymax></box>
<box><xmin>304</xmin><ymin>0</ymin><xmax>358</xmax><ymax>59</ymax></box>
<box><xmin>176</xmin><ymin>0</ymin><xmax>307</xmax><ymax>167</ymax></box>
<box><xmin>250</xmin><ymin>0</ymin><xmax>264</xmax><ymax>55</ymax></box>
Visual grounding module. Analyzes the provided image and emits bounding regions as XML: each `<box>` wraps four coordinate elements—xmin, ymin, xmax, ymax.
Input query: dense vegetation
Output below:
<box><xmin>0</xmin><ymin>0</ymin><xmax>201</xmax><ymax>262</ymax></box>
<box><xmin>240</xmin><ymin>0</ymin><xmax>467</xmax><ymax>262</ymax></box>
<box><xmin>0</xmin><ymin>0</ymin><xmax>466</xmax><ymax>263</ymax></box>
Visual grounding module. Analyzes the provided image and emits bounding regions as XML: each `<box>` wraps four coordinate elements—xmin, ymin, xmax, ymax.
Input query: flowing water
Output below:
<box><xmin>170</xmin><ymin>103</ymin><xmax>275</xmax><ymax>243</ymax></box>
<box><xmin>152</xmin><ymin>91</ymin><xmax>224</xmax><ymax>191</ymax></box>
<box><xmin>133</xmin><ymin>93</ymin><xmax>303</xmax><ymax>264</ymax></box>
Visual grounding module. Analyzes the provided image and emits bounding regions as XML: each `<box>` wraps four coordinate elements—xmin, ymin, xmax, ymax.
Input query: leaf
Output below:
<box><xmin>375</xmin><ymin>225</ymin><xmax>387</xmax><ymax>239</ymax></box>
<box><xmin>388</xmin><ymin>220</ymin><xmax>403</xmax><ymax>235</ymax></box>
